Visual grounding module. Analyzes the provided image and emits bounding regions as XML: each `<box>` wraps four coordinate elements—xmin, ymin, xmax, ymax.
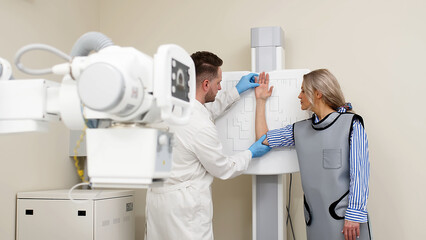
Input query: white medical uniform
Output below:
<box><xmin>145</xmin><ymin>88</ymin><xmax>252</xmax><ymax>240</ymax></box>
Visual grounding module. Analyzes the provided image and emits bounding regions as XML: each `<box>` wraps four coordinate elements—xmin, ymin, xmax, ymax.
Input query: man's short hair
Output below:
<box><xmin>191</xmin><ymin>51</ymin><xmax>223</xmax><ymax>87</ymax></box>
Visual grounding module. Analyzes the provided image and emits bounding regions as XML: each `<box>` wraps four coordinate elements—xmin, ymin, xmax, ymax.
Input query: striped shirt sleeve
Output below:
<box><xmin>345</xmin><ymin>119</ymin><xmax>370</xmax><ymax>223</ymax></box>
<box><xmin>266</xmin><ymin>124</ymin><xmax>295</xmax><ymax>147</ymax></box>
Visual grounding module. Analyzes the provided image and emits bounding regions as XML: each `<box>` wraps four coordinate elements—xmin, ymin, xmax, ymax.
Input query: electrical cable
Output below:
<box><xmin>286</xmin><ymin>205</ymin><xmax>296</xmax><ymax>240</ymax></box>
<box><xmin>68</xmin><ymin>182</ymin><xmax>91</xmax><ymax>204</ymax></box>
<box><xmin>287</xmin><ymin>173</ymin><xmax>292</xmax><ymax>225</ymax></box>
<box><xmin>14</xmin><ymin>43</ymin><xmax>71</xmax><ymax>75</ymax></box>
<box><xmin>72</xmin><ymin>104</ymin><xmax>97</xmax><ymax>182</ymax></box>
<box><xmin>73</xmin><ymin>125</ymin><xmax>87</xmax><ymax>183</ymax></box>
<box><xmin>286</xmin><ymin>173</ymin><xmax>296</xmax><ymax>240</ymax></box>
<box><xmin>0</xmin><ymin>57</ymin><xmax>12</xmax><ymax>80</ymax></box>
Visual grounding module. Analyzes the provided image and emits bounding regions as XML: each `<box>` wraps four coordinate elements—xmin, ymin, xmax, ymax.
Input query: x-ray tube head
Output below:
<box><xmin>71</xmin><ymin>46</ymin><xmax>153</xmax><ymax>120</ymax></box>
<box><xmin>0</xmin><ymin>31</ymin><xmax>196</xmax><ymax>188</ymax></box>
<box><xmin>78</xmin><ymin>62</ymin><xmax>128</xmax><ymax>112</ymax></box>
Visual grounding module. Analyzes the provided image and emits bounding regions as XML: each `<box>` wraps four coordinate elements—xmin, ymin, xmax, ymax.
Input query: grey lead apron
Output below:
<box><xmin>294</xmin><ymin>112</ymin><xmax>371</xmax><ymax>240</ymax></box>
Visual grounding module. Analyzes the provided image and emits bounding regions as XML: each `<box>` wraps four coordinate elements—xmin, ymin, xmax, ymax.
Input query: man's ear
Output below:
<box><xmin>202</xmin><ymin>79</ymin><xmax>210</xmax><ymax>91</ymax></box>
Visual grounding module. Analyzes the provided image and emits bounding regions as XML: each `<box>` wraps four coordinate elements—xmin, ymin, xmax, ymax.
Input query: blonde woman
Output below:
<box><xmin>255</xmin><ymin>70</ymin><xmax>371</xmax><ymax>240</ymax></box>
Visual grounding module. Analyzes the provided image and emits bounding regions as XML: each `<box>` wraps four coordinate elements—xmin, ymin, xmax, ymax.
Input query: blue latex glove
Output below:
<box><xmin>236</xmin><ymin>73</ymin><xmax>259</xmax><ymax>94</ymax></box>
<box><xmin>248</xmin><ymin>135</ymin><xmax>271</xmax><ymax>158</ymax></box>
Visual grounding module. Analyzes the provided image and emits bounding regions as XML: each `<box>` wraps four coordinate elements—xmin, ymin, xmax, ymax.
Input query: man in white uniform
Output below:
<box><xmin>145</xmin><ymin>51</ymin><xmax>270</xmax><ymax>240</ymax></box>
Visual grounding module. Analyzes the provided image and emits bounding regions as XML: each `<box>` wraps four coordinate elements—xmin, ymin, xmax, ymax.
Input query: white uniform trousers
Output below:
<box><xmin>145</xmin><ymin>181</ymin><xmax>213</xmax><ymax>240</ymax></box>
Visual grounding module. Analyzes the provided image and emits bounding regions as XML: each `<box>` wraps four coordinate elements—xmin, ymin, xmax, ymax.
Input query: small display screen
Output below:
<box><xmin>171</xmin><ymin>59</ymin><xmax>190</xmax><ymax>102</ymax></box>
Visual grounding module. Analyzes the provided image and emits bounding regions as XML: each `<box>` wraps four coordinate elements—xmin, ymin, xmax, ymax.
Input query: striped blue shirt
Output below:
<box><xmin>266</xmin><ymin>108</ymin><xmax>370</xmax><ymax>223</ymax></box>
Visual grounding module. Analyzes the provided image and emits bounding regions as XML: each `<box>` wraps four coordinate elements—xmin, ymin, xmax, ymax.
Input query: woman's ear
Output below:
<box><xmin>315</xmin><ymin>90</ymin><xmax>323</xmax><ymax>99</ymax></box>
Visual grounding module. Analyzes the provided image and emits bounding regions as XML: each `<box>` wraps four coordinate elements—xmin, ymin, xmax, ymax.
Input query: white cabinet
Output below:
<box><xmin>16</xmin><ymin>189</ymin><xmax>135</xmax><ymax>240</ymax></box>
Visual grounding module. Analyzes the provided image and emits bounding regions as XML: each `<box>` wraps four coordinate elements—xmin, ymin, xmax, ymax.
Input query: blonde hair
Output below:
<box><xmin>303</xmin><ymin>69</ymin><xmax>346</xmax><ymax>111</ymax></box>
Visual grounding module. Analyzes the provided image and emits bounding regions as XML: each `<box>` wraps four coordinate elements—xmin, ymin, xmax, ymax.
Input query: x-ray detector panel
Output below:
<box><xmin>216</xmin><ymin>69</ymin><xmax>310</xmax><ymax>174</ymax></box>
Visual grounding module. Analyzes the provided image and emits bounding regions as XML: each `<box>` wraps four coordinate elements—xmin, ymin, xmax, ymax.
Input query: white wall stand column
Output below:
<box><xmin>216</xmin><ymin>26</ymin><xmax>309</xmax><ymax>240</ymax></box>
<box><xmin>251</xmin><ymin>26</ymin><xmax>287</xmax><ymax>240</ymax></box>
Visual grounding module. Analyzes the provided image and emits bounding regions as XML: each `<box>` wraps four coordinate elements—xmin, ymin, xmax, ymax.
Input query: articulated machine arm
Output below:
<box><xmin>0</xmin><ymin>32</ymin><xmax>196</xmax><ymax>188</ymax></box>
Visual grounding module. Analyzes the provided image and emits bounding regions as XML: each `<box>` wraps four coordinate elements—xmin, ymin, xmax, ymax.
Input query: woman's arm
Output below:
<box><xmin>254</xmin><ymin>72</ymin><xmax>295</xmax><ymax>148</ymax></box>
<box><xmin>342</xmin><ymin>119</ymin><xmax>370</xmax><ymax>239</ymax></box>
<box><xmin>346</xmin><ymin>119</ymin><xmax>370</xmax><ymax>222</ymax></box>
<box><xmin>254</xmin><ymin>72</ymin><xmax>273</xmax><ymax>141</ymax></box>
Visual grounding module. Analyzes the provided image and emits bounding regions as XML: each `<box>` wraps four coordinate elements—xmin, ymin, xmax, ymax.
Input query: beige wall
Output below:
<box><xmin>1</xmin><ymin>0</ymin><xmax>425</xmax><ymax>240</ymax></box>
<box><xmin>99</xmin><ymin>0</ymin><xmax>426</xmax><ymax>239</ymax></box>
<box><xmin>0</xmin><ymin>0</ymin><xmax>99</xmax><ymax>240</ymax></box>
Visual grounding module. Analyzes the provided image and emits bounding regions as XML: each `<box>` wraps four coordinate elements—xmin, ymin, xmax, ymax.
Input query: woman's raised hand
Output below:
<box><xmin>254</xmin><ymin>72</ymin><xmax>273</xmax><ymax>101</ymax></box>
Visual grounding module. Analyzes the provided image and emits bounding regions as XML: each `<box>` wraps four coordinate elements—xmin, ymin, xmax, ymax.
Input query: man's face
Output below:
<box><xmin>205</xmin><ymin>68</ymin><xmax>222</xmax><ymax>103</ymax></box>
